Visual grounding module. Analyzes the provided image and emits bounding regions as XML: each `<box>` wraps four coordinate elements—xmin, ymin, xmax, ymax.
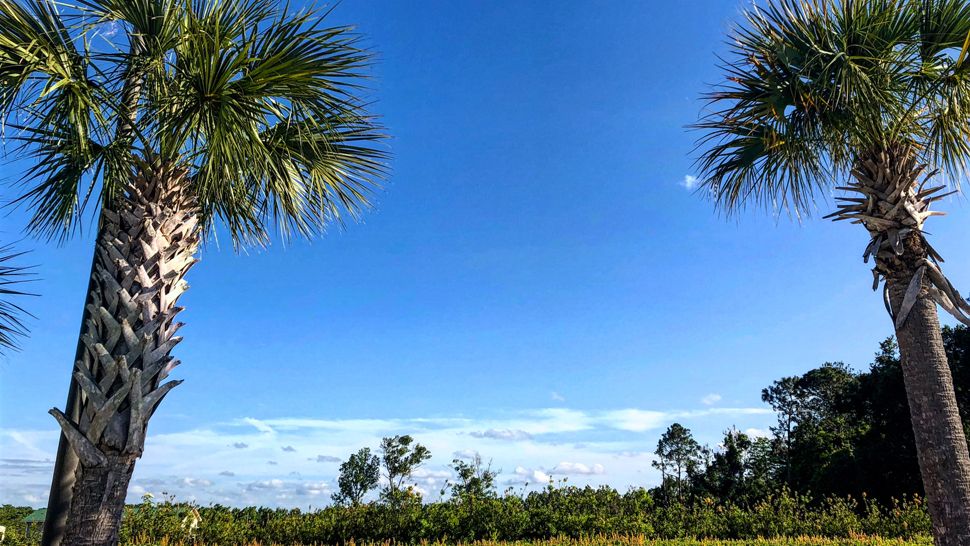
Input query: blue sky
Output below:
<box><xmin>4</xmin><ymin>0</ymin><xmax>970</xmax><ymax>508</ymax></box>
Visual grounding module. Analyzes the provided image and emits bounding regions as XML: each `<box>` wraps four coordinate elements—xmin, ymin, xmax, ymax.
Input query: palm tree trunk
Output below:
<box><xmin>61</xmin><ymin>454</ymin><xmax>137</xmax><ymax>545</ymax></box>
<box><xmin>42</xmin><ymin>236</ymin><xmax>101</xmax><ymax>546</ymax></box>
<box><xmin>836</xmin><ymin>144</ymin><xmax>970</xmax><ymax>546</ymax></box>
<box><xmin>888</xmin><ymin>272</ymin><xmax>970</xmax><ymax>546</ymax></box>
<box><xmin>43</xmin><ymin>37</ymin><xmax>148</xmax><ymax>546</ymax></box>
<box><xmin>50</xmin><ymin>161</ymin><xmax>198</xmax><ymax>546</ymax></box>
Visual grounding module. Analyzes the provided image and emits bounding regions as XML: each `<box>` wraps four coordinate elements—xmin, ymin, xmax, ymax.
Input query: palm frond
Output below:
<box><xmin>0</xmin><ymin>243</ymin><xmax>34</xmax><ymax>354</ymax></box>
<box><xmin>0</xmin><ymin>0</ymin><xmax>387</xmax><ymax>246</ymax></box>
<box><xmin>691</xmin><ymin>0</ymin><xmax>970</xmax><ymax>215</ymax></box>
<box><xmin>154</xmin><ymin>1</ymin><xmax>387</xmax><ymax>244</ymax></box>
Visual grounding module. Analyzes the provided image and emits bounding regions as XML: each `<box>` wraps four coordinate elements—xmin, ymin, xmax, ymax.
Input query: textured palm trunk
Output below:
<box><xmin>50</xmin><ymin>161</ymin><xmax>198</xmax><ymax>546</ymax></box>
<box><xmin>834</xmin><ymin>145</ymin><xmax>970</xmax><ymax>546</ymax></box>
<box><xmin>889</xmin><ymin>274</ymin><xmax>970</xmax><ymax>544</ymax></box>
<box><xmin>44</xmin><ymin>43</ymin><xmax>148</xmax><ymax>546</ymax></box>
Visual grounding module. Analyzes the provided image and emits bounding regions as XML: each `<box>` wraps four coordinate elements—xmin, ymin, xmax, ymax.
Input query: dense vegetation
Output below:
<box><xmin>0</xmin><ymin>491</ymin><xmax>928</xmax><ymax>545</ymax></box>
<box><xmin>8</xmin><ymin>327</ymin><xmax>970</xmax><ymax>545</ymax></box>
<box><xmin>114</xmin><ymin>536</ymin><xmax>935</xmax><ymax>546</ymax></box>
<box><xmin>656</xmin><ymin>326</ymin><xmax>970</xmax><ymax>506</ymax></box>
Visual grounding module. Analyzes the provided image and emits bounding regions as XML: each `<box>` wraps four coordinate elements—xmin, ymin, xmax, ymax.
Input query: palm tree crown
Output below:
<box><xmin>695</xmin><ymin>0</ymin><xmax>970</xmax><ymax>215</ymax></box>
<box><xmin>1</xmin><ymin>0</ymin><xmax>387</xmax><ymax>243</ymax></box>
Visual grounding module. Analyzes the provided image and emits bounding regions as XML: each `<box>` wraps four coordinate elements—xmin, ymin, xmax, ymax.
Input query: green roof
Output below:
<box><xmin>23</xmin><ymin>508</ymin><xmax>47</xmax><ymax>523</ymax></box>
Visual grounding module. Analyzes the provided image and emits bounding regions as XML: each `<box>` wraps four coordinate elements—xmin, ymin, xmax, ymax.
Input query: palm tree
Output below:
<box><xmin>693</xmin><ymin>1</ymin><xmax>970</xmax><ymax>543</ymax></box>
<box><xmin>0</xmin><ymin>1</ymin><xmax>387</xmax><ymax>544</ymax></box>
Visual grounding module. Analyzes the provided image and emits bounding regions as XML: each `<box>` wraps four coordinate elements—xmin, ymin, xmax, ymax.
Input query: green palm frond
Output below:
<box><xmin>0</xmin><ymin>0</ymin><xmax>387</xmax><ymax>245</ymax></box>
<box><xmin>693</xmin><ymin>0</ymin><xmax>970</xmax><ymax>216</ymax></box>
<box><xmin>0</xmin><ymin>243</ymin><xmax>34</xmax><ymax>354</ymax></box>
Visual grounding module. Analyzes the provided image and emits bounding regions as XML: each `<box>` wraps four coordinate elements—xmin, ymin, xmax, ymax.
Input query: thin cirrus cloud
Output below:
<box><xmin>311</xmin><ymin>455</ymin><xmax>342</xmax><ymax>463</ymax></box>
<box><xmin>0</xmin><ymin>404</ymin><xmax>772</xmax><ymax>508</ymax></box>
<box><xmin>552</xmin><ymin>462</ymin><xmax>605</xmax><ymax>475</ymax></box>
<box><xmin>701</xmin><ymin>393</ymin><xmax>722</xmax><ymax>406</ymax></box>
<box><xmin>470</xmin><ymin>429</ymin><xmax>533</xmax><ymax>441</ymax></box>
<box><xmin>453</xmin><ymin>449</ymin><xmax>479</xmax><ymax>460</ymax></box>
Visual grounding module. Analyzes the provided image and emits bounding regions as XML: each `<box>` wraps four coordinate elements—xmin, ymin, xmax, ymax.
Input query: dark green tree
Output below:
<box><xmin>696</xmin><ymin>428</ymin><xmax>752</xmax><ymax>503</ymax></box>
<box><xmin>761</xmin><ymin>376</ymin><xmax>800</xmax><ymax>487</ymax></box>
<box><xmin>764</xmin><ymin>363</ymin><xmax>863</xmax><ymax>496</ymax></box>
<box><xmin>652</xmin><ymin>423</ymin><xmax>703</xmax><ymax>504</ymax></box>
<box><xmin>332</xmin><ymin>448</ymin><xmax>380</xmax><ymax>506</ymax></box>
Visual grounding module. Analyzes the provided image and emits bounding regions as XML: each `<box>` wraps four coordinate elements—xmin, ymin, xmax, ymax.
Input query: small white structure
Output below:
<box><xmin>0</xmin><ymin>524</ymin><xmax>6</xmax><ymax>543</ymax></box>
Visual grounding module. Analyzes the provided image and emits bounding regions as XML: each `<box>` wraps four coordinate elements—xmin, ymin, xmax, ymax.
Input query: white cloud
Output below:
<box><xmin>552</xmin><ymin>462</ymin><xmax>605</xmax><ymax>475</ymax></box>
<box><xmin>512</xmin><ymin>466</ymin><xmax>552</xmax><ymax>485</ymax></box>
<box><xmin>602</xmin><ymin>409</ymin><xmax>668</xmax><ymax>432</ymax></box>
<box><xmin>701</xmin><ymin>393</ymin><xmax>722</xmax><ymax>406</ymax></box>
<box><xmin>0</xmin><ymin>404</ymin><xmax>772</xmax><ymax>508</ymax></box>
<box><xmin>453</xmin><ymin>449</ymin><xmax>479</xmax><ymax>460</ymax></box>
<box><xmin>469</xmin><ymin>429</ymin><xmax>533</xmax><ymax>441</ymax></box>
<box><xmin>680</xmin><ymin>175</ymin><xmax>700</xmax><ymax>190</ymax></box>
<box><xmin>551</xmin><ymin>391</ymin><xmax>566</xmax><ymax>402</ymax></box>
<box><xmin>311</xmin><ymin>455</ymin><xmax>341</xmax><ymax>463</ymax></box>
<box><xmin>744</xmin><ymin>427</ymin><xmax>770</xmax><ymax>438</ymax></box>
<box><xmin>243</xmin><ymin>418</ymin><xmax>276</xmax><ymax>434</ymax></box>
<box><xmin>245</xmin><ymin>479</ymin><xmax>285</xmax><ymax>491</ymax></box>
<box><xmin>294</xmin><ymin>481</ymin><xmax>330</xmax><ymax>496</ymax></box>
<box><xmin>99</xmin><ymin>21</ymin><xmax>120</xmax><ymax>38</ymax></box>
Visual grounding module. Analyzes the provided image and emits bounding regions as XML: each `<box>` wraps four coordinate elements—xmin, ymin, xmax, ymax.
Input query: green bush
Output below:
<box><xmin>105</xmin><ymin>488</ymin><xmax>934</xmax><ymax>545</ymax></box>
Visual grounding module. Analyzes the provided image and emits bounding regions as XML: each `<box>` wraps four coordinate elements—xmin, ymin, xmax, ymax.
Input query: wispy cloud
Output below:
<box><xmin>100</xmin><ymin>21</ymin><xmax>120</xmax><ymax>38</ymax></box>
<box><xmin>552</xmin><ymin>462</ymin><xmax>605</xmax><ymax>475</ymax></box>
<box><xmin>453</xmin><ymin>449</ymin><xmax>479</xmax><ymax>460</ymax></box>
<box><xmin>311</xmin><ymin>455</ymin><xmax>341</xmax><ymax>463</ymax></box>
<box><xmin>243</xmin><ymin>418</ymin><xmax>276</xmax><ymax>434</ymax></box>
<box><xmin>680</xmin><ymin>175</ymin><xmax>700</xmax><ymax>190</ymax></box>
<box><xmin>701</xmin><ymin>393</ymin><xmax>722</xmax><ymax>406</ymax></box>
<box><xmin>470</xmin><ymin>429</ymin><xmax>533</xmax><ymax>441</ymax></box>
<box><xmin>0</xmin><ymin>405</ymin><xmax>771</xmax><ymax>508</ymax></box>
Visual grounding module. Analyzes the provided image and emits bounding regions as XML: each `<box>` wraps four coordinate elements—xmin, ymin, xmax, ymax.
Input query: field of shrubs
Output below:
<box><xmin>1</xmin><ymin>487</ymin><xmax>933</xmax><ymax>546</ymax></box>
<box><xmin>123</xmin><ymin>538</ymin><xmax>936</xmax><ymax>546</ymax></box>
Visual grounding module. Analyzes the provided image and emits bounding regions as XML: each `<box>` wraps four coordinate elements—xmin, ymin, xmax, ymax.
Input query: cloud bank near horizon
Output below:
<box><xmin>0</xmin><ymin>404</ymin><xmax>771</xmax><ymax>508</ymax></box>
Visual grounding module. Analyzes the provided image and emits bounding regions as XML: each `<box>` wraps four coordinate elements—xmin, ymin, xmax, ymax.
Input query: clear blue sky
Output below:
<box><xmin>3</xmin><ymin>0</ymin><xmax>970</xmax><ymax>507</ymax></box>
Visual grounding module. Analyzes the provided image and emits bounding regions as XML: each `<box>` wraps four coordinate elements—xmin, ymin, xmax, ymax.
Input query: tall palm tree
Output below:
<box><xmin>0</xmin><ymin>1</ymin><xmax>387</xmax><ymax>544</ymax></box>
<box><xmin>694</xmin><ymin>1</ymin><xmax>970</xmax><ymax>543</ymax></box>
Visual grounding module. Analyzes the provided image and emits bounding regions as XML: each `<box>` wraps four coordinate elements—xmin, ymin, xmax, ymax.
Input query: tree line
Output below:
<box><xmin>325</xmin><ymin>327</ymin><xmax>970</xmax><ymax>512</ymax></box>
<box><xmin>0</xmin><ymin>329</ymin><xmax>962</xmax><ymax>545</ymax></box>
<box><xmin>649</xmin><ymin>326</ymin><xmax>970</xmax><ymax>508</ymax></box>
